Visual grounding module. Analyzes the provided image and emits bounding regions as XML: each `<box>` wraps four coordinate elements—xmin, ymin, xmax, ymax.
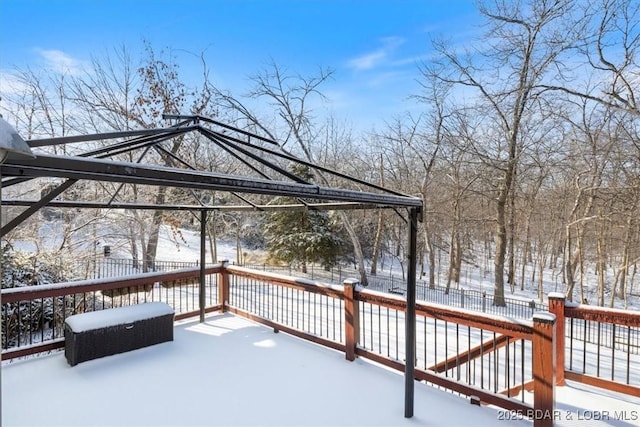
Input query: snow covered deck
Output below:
<box><xmin>2</xmin><ymin>313</ymin><xmax>639</xmax><ymax>427</ymax></box>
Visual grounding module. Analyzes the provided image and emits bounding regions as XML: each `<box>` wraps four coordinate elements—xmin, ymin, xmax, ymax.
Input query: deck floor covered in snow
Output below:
<box><xmin>2</xmin><ymin>313</ymin><xmax>638</xmax><ymax>427</ymax></box>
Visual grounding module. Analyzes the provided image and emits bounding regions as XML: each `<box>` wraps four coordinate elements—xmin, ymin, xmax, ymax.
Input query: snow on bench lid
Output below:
<box><xmin>65</xmin><ymin>302</ymin><xmax>174</xmax><ymax>332</ymax></box>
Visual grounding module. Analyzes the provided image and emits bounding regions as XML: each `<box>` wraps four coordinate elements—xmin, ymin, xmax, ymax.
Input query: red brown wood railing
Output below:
<box><xmin>1</xmin><ymin>265</ymin><xmax>222</xmax><ymax>359</ymax></box>
<box><xmin>548</xmin><ymin>293</ymin><xmax>640</xmax><ymax>397</ymax></box>
<box><xmin>3</xmin><ymin>263</ymin><xmax>558</xmax><ymax>426</ymax></box>
<box><xmin>223</xmin><ymin>265</ymin><xmax>555</xmax><ymax>426</ymax></box>
<box><xmin>355</xmin><ymin>287</ymin><xmax>547</xmax><ymax>417</ymax></box>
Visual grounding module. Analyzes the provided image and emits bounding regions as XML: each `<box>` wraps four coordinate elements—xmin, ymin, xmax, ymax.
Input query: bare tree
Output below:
<box><xmin>544</xmin><ymin>0</ymin><xmax>640</xmax><ymax>117</ymax></box>
<box><xmin>212</xmin><ymin>62</ymin><xmax>371</xmax><ymax>284</ymax></box>
<box><xmin>428</xmin><ymin>0</ymin><xmax>578</xmax><ymax>305</ymax></box>
<box><xmin>0</xmin><ymin>65</ymin><xmax>109</xmax><ymax>260</ymax></box>
<box><xmin>412</xmin><ymin>65</ymin><xmax>453</xmax><ymax>288</ymax></box>
<box><xmin>38</xmin><ymin>43</ymin><xmax>216</xmax><ymax>269</ymax></box>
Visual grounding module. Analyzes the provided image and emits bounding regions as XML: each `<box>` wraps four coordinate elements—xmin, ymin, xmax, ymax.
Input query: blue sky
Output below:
<box><xmin>0</xmin><ymin>0</ymin><xmax>481</xmax><ymax>131</ymax></box>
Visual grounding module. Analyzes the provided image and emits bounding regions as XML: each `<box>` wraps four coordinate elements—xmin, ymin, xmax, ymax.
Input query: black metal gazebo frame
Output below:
<box><xmin>0</xmin><ymin>114</ymin><xmax>422</xmax><ymax>417</ymax></box>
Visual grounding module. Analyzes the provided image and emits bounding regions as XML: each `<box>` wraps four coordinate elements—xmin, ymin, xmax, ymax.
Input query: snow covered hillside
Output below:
<box><xmin>7</xmin><ymin>222</ymin><xmax>639</xmax><ymax>311</ymax></box>
<box><xmin>149</xmin><ymin>225</ymin><xmax>639</xmax><ymax>311</ymax></box>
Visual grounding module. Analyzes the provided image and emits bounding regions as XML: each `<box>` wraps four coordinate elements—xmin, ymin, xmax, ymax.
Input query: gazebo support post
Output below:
<box><xmin>199</xmin><ymin>209</ymin><xmax>207</xmax><ymax>323</ymax></box>
<box><xmin>404</xmin><ymin>207</ymin><xmax>419</xmax><ymax>418</ymax></box>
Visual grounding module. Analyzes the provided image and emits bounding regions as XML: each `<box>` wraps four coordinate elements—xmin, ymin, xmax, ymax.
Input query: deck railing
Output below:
<box><xmin>548</xmin><ymin>293</ymin><xmax>640</xmax><ymax>396</ymax></box>
<box><xmin>220</xmin><ymin>264</ymin><xmax>553</xmax><ymax>426</ymax></box>
<box><xmin>224</xmin><ymin>266</ymin><xmax>346</xmax><ymax>352</ymax></box>
<box><xmin>1</xmin><ymin>266</ymin><xmax>220</xmax><ymax>358</ymax></box>
<box><xmin>240</xmin><ymin>262</ymin><xmax>549</xmax><ymax>319</ymax></box>
<box><xmin>12</xmin><ymin>264</ymin><xmax>640</xmax><ymax>426</ymax></box>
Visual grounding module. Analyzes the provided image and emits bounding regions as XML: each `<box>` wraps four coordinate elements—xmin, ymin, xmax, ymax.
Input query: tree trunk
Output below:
<box><xmin>236</xmin><ymin>224</ymin><xmax>242</xmax><ymax>265</ymax></box>
<box><xmin>424</xmin><ymin>232</ymin><xmax>436</xmax><ymax>289</ymax></box>
<box><xmin>494</xmin><ymin>195</ymin><xmax>508</xmax><ymax>306</ymax></box>
<box><xmin>338</xmin><ymin>211</ymin><xmax>368</xmax><ymax>285</ymax></box>
<box><xmin>596</xmin><ymin>246</ymin><xmax>605</xmax><ymax>307</ymax></box>
<box><xmin>508</xmin><ymin>183</ymin><xmax>517</xmax><ymax>292</ymax></box>
<box><xmin>446</xmin><ymin>228</ymin><xmax>455</xmax><ymax>294</ymax></box>
<box><xmin>578</xmin><ymin>233</ymin><xmax>585</xmax><ymax>303</ymax></box>
<box><xmin>455</xmin><ymin>236</ymin><xmax>462</xmax><ymax>285</ymax></box>
<box><xmin>207</xmin><ymin>212</ymin><xmax>218</xmax><ymax>264</ymax></box>
<box><xmin>538</xmin><ymin>254</ymin><xmax>544</xmax><ymax>303</ymax></box>
<box><xmin>610</xmin><ymin>268</ymin><xmax>623</xmax><ymax>308</ymax></box>
<box><xmin>564</xmin><ymin>228</ymin><xmax>575</xmax><ymax>301</ymax></box>
<box><xmin>143</xmin><ymin>134</ymin><xmax>184</xmax><ymax>272</ymax></box>
<box><xmin>130</xmin><ymin>236</ymin><xmax>139</xmax><ymax>268</ymax></box>
<box><xmin>370</xmin><ymin>209</ymin><xmax>384</xmax><ymax>276</ymax></box>
<box><xmin>596</xmin><ymin>216</ymin><xmax>606</xmax><ymax>307</ymax></box>
<box><xmin>370</xmin><ymin>154</ymin><xmax>385</xmax><ymax>276</ymax></box>
<box><xmin>144</xmin><ymin>187</ymin><xmax>167</xmax><ymax>272</ymax></box>
<box><xmin>618</xmin><ymin>216</ymin><xmax>633</xmax><ymax>300</ymax></box>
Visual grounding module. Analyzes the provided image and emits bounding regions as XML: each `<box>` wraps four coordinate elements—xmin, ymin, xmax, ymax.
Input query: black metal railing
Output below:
<box><xmin>240</xmin><ymin>263</ymin><xmax>548</xmax><ymax>319</ymax></box>
<box><xmin>227</xmin><ymin>273</ymin><xmax>344</xmax><ymax>345</ymax></box>
<box><xmin>567</xmin><ymin>318</ymin><xmax>640</xmax><ymax>384</ymax></box>
<box><xmin>3</xmin><ymin>259</ymin><xmax>637</xmax><ymax>405</ymax></box>
<box><xmin>356</xmin><ymin>296</ymin><xmax>533</xmax><ymax>403</ymax></box>
<box><xmin>1</xmin><ymin>268</ymin><xmax>219</xmax><ymax>352</ymax></box>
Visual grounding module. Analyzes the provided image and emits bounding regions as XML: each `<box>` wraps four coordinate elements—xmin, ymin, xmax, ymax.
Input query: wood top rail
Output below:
<box><xmin>225</xmin><ymin>264</ymin><xmax>345</xmax><ymax>300</ymax></box>
<box><xmin>565</xmin><ymin>303</ymin><xmax>640</xmax><ymax>327</ymax></box>
<box><xmin>356</xmin><ymin>289</ymin><xmax>406</xmax><ymax>311</ymax></box>
<box><xmin>419</xmin><ymin>302</ymin><xmax>533</xmax><ymax>340</ymax></box>
<box><xmin>1</xmin><ymin>265</ymin><xmax>222</xmax><ymax>303</ymax></box>
<box><xmin>3</xmin><ymin>264</ymin><xmax>534</xmax><ymax>343</ymax></box>
<box><xmin>549</xmin><ymin>293</ymin><xmax>640</xmax><ymax>392</ymax></box>
<box><xmin>357</xmin><ymin>288</ymin><xmax>533</xmax><ymax>340</ymax></box>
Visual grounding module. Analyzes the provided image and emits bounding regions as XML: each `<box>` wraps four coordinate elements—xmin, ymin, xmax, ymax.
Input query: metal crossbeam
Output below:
<box><xmin>1</xmin><ymin>154</ymin><xmax>422</xmax><ymax>207</ymax></box>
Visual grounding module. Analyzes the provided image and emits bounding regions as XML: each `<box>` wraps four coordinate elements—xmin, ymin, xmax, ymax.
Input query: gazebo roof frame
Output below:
<box><xmin>2</xmin><ymin>114</ymin><xmax>420</xmax><ymax>227</ymax></box>
<box><xmin>0</xmin><ymin>114</ymin><xmax>422</xmax><ymax>418</ymax></box>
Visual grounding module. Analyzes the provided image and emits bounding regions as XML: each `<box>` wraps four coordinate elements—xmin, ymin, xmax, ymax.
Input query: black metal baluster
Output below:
<box><xmin>582</xmin><ymin>320</ymin><xmax>587</xmax><ymax>373</ymax></box>
<box><xmin>626</xmin><ymin>326</ymin><xmax>631</xmax><ymax>384</ymax></box>
<box><xmin>40</xmin><ymin>298</ymin><xmax>45</xmax><ymax>343</ymax></box>
<box><xmin>505</xmin><ymin>337</ymin><xmax>510</xmax><ymax>394</ymax></box>
<box><xmin>444</xmin><ymin>320</ymin><xmax>449</xmax><ymax>377</ymax></box>
<box><xmin>597</xmin><ymin>321</ymin><xmax>601</xmax><ymax>377</ymax></box>
<box><xmin>480</xmin><ymin>328</ymin><xmax>484</xmax><ymax>389</ymax></box>
<box><xmin>467</xmin><ymin>326</ymin><xmax>471</xmax><ymax>383</ymax></box>
<box><xmin>521</xmin><ymin>339</ymin><xmax>525</xmax><ymax>402</ymax></box>
<box><xmin>611</xmin><ymin>323</ymin><xmax>616</xmax><ymax>381</ymax></box>
<box><xmin>377</xmin><ymin>304</ymin><xmax>382</xmax><ymax>354</ymax></box>
<box><xmin>394</xmin><ymin>309</ymin><xmax>398</xmax><ymax>360</ymax></box>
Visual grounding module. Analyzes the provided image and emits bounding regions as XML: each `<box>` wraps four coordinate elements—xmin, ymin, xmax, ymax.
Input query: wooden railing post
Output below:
<box><xmin>532</xmin><ymin>313</ymin><xmax>556</xmax><ymax>427</ymax></box>
<box><xmin>344</xmin><ymin>278</ymin><xmax>360</xmax><ymax>361</ymax></box>
<box><xmin>547</xmin><ymin>292</ymin><xmax>566</xmax><ymax>386</ymax></box>
<box><xmin>218</xmin><ymin>260</ymin><xmax>230</xmax><ymax>313</ymax></box>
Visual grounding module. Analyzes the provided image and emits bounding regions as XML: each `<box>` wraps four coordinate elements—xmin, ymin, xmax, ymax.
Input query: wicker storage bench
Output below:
<box><xmin>64</xmin><ymin>302</ymin><xmax>174</xmax><ymax>366</ymax></box>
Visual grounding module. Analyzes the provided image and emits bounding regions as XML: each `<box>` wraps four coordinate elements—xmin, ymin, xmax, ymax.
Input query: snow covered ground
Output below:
<box><xmin>150</xmin><ymin>225</ymin><xmax>639</xmax><ymax>311</ymax></box>
<box><xmin>18</xmin><ymin>220</ymin><xmax>640</xmax><ymax>311</ymax></box>
<box><xmin>2</xmin><ymin>313</ymin><xmax>638</xmax><ymax>427</ymax></box>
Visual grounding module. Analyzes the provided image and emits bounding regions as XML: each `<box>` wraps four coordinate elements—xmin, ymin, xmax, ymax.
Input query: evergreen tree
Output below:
<box><xmin>262</xmin><ymin>166</ymin><xmax>344</xmax><ymax>272</ymax></box>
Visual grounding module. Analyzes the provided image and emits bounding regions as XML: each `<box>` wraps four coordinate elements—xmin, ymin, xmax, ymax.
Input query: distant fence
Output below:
<box><xmin>21</xmin><ymin>258</ymin><xmax>546</xmax><ymax>321</ymax></box>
